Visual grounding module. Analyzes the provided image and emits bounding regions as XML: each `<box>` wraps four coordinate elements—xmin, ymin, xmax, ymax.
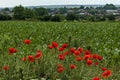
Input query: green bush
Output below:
<box><xmin>0</xmin><ymin>14</ymin><xmax>12</xmax><ymax>20</ymax></box>
<box><xmin>51</xmin><ymin>14</ymin><xmax>65</xmax><ymax>22</ymax></box>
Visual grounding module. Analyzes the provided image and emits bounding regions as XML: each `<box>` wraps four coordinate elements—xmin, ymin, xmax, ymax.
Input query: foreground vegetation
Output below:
<box><xmin>0</xmin><ymin>21</ymin><xmax>120</xmax><ymax>80</ymax></box>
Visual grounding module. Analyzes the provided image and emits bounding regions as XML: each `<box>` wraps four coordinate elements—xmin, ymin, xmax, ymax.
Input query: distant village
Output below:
<box><xmin>0</xmin><ymin>4</ymin><xmax>120</xmax><ymax>21</ymax></box>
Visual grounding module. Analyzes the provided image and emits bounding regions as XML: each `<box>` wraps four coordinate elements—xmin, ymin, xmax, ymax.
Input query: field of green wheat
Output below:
<box><xmin>0</xmin><ymin>21</ymin><xmax>120</xmax><ymax>80</ymax></box>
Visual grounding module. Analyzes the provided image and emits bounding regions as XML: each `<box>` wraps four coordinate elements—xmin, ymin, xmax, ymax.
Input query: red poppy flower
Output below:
<box><xmin>35</xmin><ymin>50</ymin><xmax>42</xmax><ymax>59</ymax></box>
<box><xmin>97</xmin><ymin>55</ymin><xmax>103</xmax><ymax>60</ymax></box>
<box><xmin>58</xmin><ymin>54</ymin><xmax>65</xmax><ymax>60</ymax></box>
<box><xmin>101</xmin><ymin>70</ymin><xmax>112</xmax><ymax>78</ymax></box>
<box><xmin>8</xmin><ymin>47</ymin><xmax>17</xmax><ymax>55</ymax></box>
<box><xmin>86</xmin><ymin>60</ymin><xmax>92</xmax><ymax>66</ymax></box>
<box><xmin>63</xmin><ymin>52</ymin><xmax>69</xmax><ymax>56</ymax></box>
<box><xmin>24</xmin><ymin>39</ymin><xmax>31</xmax><ymax>44</ymax></box>
<box><xmin>76</xmin><ymin>57</ymin><xmax>82</xmax><ymax>61</ymax></box>
<box><xmin>78</xmin><ymin>47</ymin><xmax>83</xmax><ymax>53</ymax></box>
<box><xmin>84</xmin><ymin>50</ymin><xmax>91</xmax><ymax>55</ymax></box>
<box><xmin>48</xmin><ymin>45</ymin><xmax>53</xmax><ymax>49</ymax></box>
<box><xmin>52</xmin><ymin>41</ymin><xmax>58</xmax><ymax>48</ymax></box>
<box><xmin>70</xmin><ymin>48</ymin><xmax>75</xmax><ymax>54</ymax></box>
<box><xmin>57</xmin><ymin>64</ymin><xmax>63</xmax><ymax>68</ymax></box>
<box><xmin>62</xmin><ymin>43</ymin><xmax>68</xmax><ymax>48</ymax></box>
<box><xmin>3</xmin><ymin>66</ymin><xmax>9</xmax><ymax>71</ymax></box>
<box><xmin>28</xmin><ymin>55</ymin><xmax>34</xmax><ymax>62</ymax></box>
<box><xmin>92</xmin><ymin>77</ymin><xmax>100</xmax><ymax>80</ymax></box>
<box><xmin>91</xmin><ymin>54</ymin><xmax>98</xmax><ymax>59</ymax></box>
<box><xmin>74</xmin><ymin>50</ymin><xmax>80</xmax><ymax>56</ymax></box>
<box><xmin>21</xmin><ymin>57</ymin><xmax>26</xmax><ymax>61</ymax></box>
<box><xmin>58</xmin><ymin>47</ymin><xmax>64</xmax><ymax>51</ymax></box>
<box><xmin>84</xmin><ymin>55</ymin><xmax>91</xmax><ymax>60</ymax></box>
<box><xmin>57</xmin><ymin>64</ymin><xmax>64</xmax><ymax>73</ymax></box>
<box><xmin>94</xmin><ymin>62</ymin><xmax>99</xmax><ymax>66</ymax></box>
<box><xmin>57</xmin><ymin>67</ymin><xmax>64</xmax><ymax>73</ymax></box>
<box><xmin>70</xmin><ymin>64</ymin><xmax>76</xmax><ymax>69</ymax></box>
<box><xmin>101</xmin><ymin>68</ymin><xmax>107</xmax><ymax>71</ymax></box>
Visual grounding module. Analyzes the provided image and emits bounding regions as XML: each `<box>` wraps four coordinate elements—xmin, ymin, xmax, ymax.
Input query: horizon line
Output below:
<box><xmin>0</xmin><ymin>3</ymin><xmax>120</xmax><ymax>8</ymax></box>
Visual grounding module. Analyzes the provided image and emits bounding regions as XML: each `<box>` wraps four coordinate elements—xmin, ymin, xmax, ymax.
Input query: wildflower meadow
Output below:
<box><xmin>0</xmin><ymin>21</ymin><xmax>120</xmax><ymax>80</ymax></box>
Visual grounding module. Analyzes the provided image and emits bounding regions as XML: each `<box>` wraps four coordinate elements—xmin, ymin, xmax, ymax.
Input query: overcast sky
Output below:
<box><xmin>0</xmin><ymin>0</ymin><xmax>120</xmax><ymax>7</ymax></box>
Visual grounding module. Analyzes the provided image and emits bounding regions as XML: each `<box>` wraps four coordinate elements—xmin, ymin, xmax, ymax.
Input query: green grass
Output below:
<box><xmin>0</xmin><ymin>21</ymin><xmax>120</xmax><ymax>80</ymax></box>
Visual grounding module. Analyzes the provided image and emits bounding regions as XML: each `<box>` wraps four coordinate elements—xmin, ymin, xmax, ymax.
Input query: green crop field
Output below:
<box><xmin>0</xmin><ymin>21</ymin><xmax>120</xmax><ymax>80</ymax></box>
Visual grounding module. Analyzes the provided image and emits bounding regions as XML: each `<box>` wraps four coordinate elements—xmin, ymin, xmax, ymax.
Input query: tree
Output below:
<box><xmin>100</xmin><ymin>15</ymin><xmax>106</xmax><ymax>21</ymax></box>
<box><xmin>85</xmin><ymin>7</ymin><xmax>90</xmax><ymax>10</ymax></box>
<box><xmin>107</xmin><ymin>15</ymin><xmax>116</xmax><ymax>20</ymax></box>
<box><xmin>12</xmin><ymin>5</ymin><xmax>25</xmax><ymax>20</ymax></box>
<box><xmin>24</xmin><ymin>8</ymin><xmax>35</xmax><ymax>20</ymax></box>
<box><xmin>59</xmin><ymin>7</ymin><xmax>67</xmax><ymax>14</ymax></box>
<box><xmin>34</xmin><ymin>7</ymin><xmax>48</xmax><ymax>16</ymax></box>
<box><xmin>43</xmin><ymin>15</ymin><xmax>51</xmax><ymax>21</ymax></box>
<box><xmin>87</xmin><ymin>9</ymin><xmax>99</xmax><ymax>15</ymax></box>
<box><xmin>2</xmin><ymin>8</ymin><xmax>10</xmax><ymax>11</ymax></box>
<box><xmin>103</xmin><ymin>4</ymin><xmax>117</xmax><ymax>10</ymax></box>
<box><xmin>0</xmin><ymin>14</ymin><xmax>12</xmax><ymax>20</ymax></box>
<box><xmin>51</xmin><ymin>14</ymin><xmax>65</xmax><ymax>22</ymax></box>
<box><xmin>66</xmin><ymin>13</ymin><xmax>79</xmax><ymax>21</ymax></box>
<box><xmin>80</xmin><ymin>5</ymin><xmax>84</xmax><ymax>9</ymax></box>
<box><xmin>1</xmin><ymin>7</ymin><xmax>11</xmax><ymax>15</ymax></box>
<box><xmin>96</xmin><ymin>7</ymin><xmax>103</xmax><ymax>10</ymax></box>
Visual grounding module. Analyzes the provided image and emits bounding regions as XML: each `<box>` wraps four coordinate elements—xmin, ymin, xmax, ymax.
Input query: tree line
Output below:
<box><xmin>0</xmin><ymin>4</ymin><xmax>119</xmax><ymax>21</ymax></box>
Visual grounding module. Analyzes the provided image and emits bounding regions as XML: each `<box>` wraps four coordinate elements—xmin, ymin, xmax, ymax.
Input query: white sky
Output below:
<box><xmin>0</xmin><ymin>0</ymin><xmax>120</xmax><ymax>7</ymax></box>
